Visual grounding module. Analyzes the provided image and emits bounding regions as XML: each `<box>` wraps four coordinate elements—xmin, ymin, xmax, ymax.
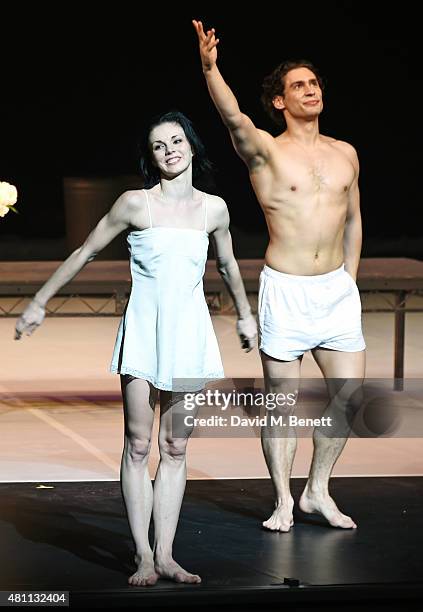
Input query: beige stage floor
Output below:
<box><xmin>2</xmin><ymin>297</ymin><xmax>423</xmax><ymax>483</ymax></box>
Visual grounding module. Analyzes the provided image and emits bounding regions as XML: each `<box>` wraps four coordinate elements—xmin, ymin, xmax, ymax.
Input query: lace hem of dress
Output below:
<box><xmin>109</xmin><ymin>365</ymin><xmax>225</xmax><ymax>391</ymax></box>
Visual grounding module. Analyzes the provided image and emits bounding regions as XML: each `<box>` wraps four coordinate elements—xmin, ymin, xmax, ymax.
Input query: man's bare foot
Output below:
<box><xmin>262</xmin><ymin>496</ymin><xmax>294</xmax><ymax>532</ymax></box>
<box><xmin>155</xmin><ymin>557</ymin><xmax>201</xmax><ymax>584</ymax></box>
<box><xmin>299</xmin><ymin>486</ymin><xmax>357</xmax><ymax>529</ymax></box>
<box><xmin>128</xmin><ymin>554</ymin><xmax>159</xmax><ymax>587</ymax></box>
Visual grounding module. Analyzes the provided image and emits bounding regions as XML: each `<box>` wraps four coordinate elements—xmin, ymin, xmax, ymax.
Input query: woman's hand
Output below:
<box><xmin>15</xmin><ymin>299</ymin><xmax>46</xmax><ymax>340</ymax></box>
<box><xmin>236</xmin><ymin>313</ymin><xmax>257</xmax><ymax>352</ymax></box>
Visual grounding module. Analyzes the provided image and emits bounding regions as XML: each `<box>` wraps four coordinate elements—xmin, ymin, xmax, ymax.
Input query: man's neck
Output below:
<box><xmin>284</xmin><ymin>117</ymin><xmax>320</xmax><ymax>147</ymax></box>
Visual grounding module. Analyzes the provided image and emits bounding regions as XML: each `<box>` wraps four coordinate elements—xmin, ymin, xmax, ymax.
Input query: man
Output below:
<box><xmin>193</xmin><ymin>20</ymin><xmax>365</xmax><ymax>531</ymax></box>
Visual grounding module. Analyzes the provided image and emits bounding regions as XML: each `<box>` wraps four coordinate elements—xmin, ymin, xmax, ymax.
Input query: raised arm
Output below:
<box><xmin>14</xmin><ymin>190</ymin><xmax>138</xmax><ymax>340</ymax></box>
<box><xmin>341</xmin><ymin>144</ymin><xmax>362</xmax><ymax>280</ymax></box>
<box><xmin>209</xmin><ymin>196</ymin><xmax>257</xmax><ymax>351</ymax></box>
<box><xmin>192</xmin><ymin>19</ymin><xmax>271</xmax><ymax>170</ymax></box>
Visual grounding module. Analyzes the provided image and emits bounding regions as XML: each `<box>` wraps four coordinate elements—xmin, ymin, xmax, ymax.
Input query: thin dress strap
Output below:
<box><xmin>143</xmin><ymin>189</ymin><xmax>153</xmax><ymax>228</ymax></box>
<box><xmin>203</xmin><ymin>193</ymin><xmax>208</xmax><ymax>232</ymax></box>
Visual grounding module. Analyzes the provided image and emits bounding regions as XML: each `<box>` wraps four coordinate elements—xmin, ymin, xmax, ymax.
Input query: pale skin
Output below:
<box><xmin>15</xmin><ymin>120</ymin><xmax>257</xmax><ymax>584</ymax></box>
<box><xmin>193</xmin><ymin>20</ymin><xmax>365</xmax><ymax>531</ymax></box>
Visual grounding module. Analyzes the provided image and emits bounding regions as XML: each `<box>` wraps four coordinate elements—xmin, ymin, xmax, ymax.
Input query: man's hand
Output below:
<box><xmin>15</xmin><ymin>299</ymin><xmax>46</xmax><ymax>340</ymax></box>
<box><xmin>192</xmin><ymin>19</ymin><xmax>219</xmax><ymax>72</ymax></box>
<box><xmin>236</xmin><ymin>313</ymin><xmax>257</xmax><ymax>352</ymax></box>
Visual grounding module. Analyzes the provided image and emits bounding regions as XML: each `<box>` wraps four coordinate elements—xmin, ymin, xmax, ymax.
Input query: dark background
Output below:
<box><xmin>1</xmin><ymin>3</ymin><xmax>420</xmax><ymax>259</ymax></box>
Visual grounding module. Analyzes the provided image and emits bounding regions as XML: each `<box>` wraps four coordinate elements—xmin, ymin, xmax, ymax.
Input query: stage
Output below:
<box><xmin>1</xmin><ymin>477</ymin><xmax>422</xmax><ymax>609</ymax></box>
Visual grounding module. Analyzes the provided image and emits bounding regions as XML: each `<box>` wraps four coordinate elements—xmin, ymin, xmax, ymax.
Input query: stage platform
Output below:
<box><xmin>1</xmin><ymin>477</ymin><xmax>422</xmax><ymax>609</ymax></box>
<box><xmin>1</xmin><ymin>258</ymin><xmax>423</xmax><ymax>609</ymax></box>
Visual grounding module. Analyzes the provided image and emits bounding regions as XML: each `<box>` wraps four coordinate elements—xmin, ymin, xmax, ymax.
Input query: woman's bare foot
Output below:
<box><xmin>262</xmin><ymin>495</ymin><xmax>294</xmax><ymax>532</ymax></box>
<box><xmin>299</xmin><ymin>486</ymin><xmax>357</xmax><ymax>529</ymax></box>
<box><xmin>128</xmin><ymin>554</ymin><xmax>159</xmax><ymax>587</ymax></box>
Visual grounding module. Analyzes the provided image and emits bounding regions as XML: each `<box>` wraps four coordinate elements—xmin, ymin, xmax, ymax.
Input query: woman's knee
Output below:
<box><xmin>159</xmin><ymin>437</ymin><xmax>188</xmax><ymax>460</ymax></box>
<box><xmin>125</xmin><ymin>435</ymin><xmax>152</xmax><ymax>462</ymax></box>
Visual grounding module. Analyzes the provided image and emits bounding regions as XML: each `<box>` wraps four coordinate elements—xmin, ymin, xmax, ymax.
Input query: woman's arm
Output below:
<box><xmin>15</xmin><ymin>190</ymin><xmax>138</xmax><ymax>339</ymax></box>
<box><xmin>209</xmin><ymin>196</ymin><xmax>257</xmax><ymax>352</ymax></box>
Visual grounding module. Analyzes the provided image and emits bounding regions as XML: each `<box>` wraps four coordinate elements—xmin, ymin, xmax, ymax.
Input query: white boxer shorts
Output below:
<box><xmin>258</xmin><ymin>263</ymin><xmax>366</xmax><ymax>361</ymax></box>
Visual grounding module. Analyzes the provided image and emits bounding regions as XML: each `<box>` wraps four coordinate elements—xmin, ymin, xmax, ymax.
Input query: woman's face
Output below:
<box><xmin>149</xmin><ymin>122</ymin><xmax>193</xmax><ymax>177</ymax></box>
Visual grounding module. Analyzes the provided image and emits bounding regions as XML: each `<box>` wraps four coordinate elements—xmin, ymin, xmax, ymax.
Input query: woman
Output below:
<box><xmin>15</xmin><ymin>110</ymin><xmax>257</xmax><ymax>586</ymax></box>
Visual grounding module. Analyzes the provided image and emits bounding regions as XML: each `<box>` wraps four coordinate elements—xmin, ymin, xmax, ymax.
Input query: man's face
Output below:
<box><xmin>149</xmin><ymin>122</ymin><xmax>193</xmax><ymax>176</ymax></box>
<box><xmin>274</xmin><ymin>67</ymin><xmax>323</xmax><ymax>120</ymax></box>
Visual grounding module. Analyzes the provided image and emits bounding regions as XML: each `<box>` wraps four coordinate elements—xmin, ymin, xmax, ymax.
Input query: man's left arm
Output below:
<box><xmin>342</xmin><ymin>145</ymin><xmax>362</xmax><ymax>281</ymax></box>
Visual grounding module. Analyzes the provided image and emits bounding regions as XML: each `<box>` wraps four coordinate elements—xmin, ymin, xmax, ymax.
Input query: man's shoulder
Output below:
<box><xmin>272</xmin><ymin>131</ymin><xmax>290</xmax><ymax>146</ymax></box>
<box><xmin>328</xmin><ymin>138</ymin><xmax>357</xmax><ymax>156</ymax></box>
<box><xmin>326</xmin><ymin>138</ymin><xmax>359</xmax><ymax>168</ymax></box>
<box><xmin>258</xmin><ymin>128</ymin><xmax>277</xmax><ymax>143</ymax></box>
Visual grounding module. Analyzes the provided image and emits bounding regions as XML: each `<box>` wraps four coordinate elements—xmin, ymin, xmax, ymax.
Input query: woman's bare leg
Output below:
<box><xmin>153</xmin><ymin>391</ymin><xmax>201</xmax><ymax>583</ymax></box>
<box><xmin>120</xmin><ymin>375</ymin><xmax>159</xmax><ymax>586</ymax></box>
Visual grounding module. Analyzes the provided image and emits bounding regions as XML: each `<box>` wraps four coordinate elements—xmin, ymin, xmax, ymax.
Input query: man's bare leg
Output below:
<box><xmin>120</xmin><ymin>376</ymin><xmax>159</xmax><ymax>586</ymax></box>
<box><xmin>153</xmin><ymin>391</ymin><xmax>201</xmax><ymax>583</ymax></box>
<box><xmin>260</xmin><ymin>351</ymin><xmax>301</xmax><ymax>532</ymax></box>
<box><xmin>299</xmin><ymin>349</ymin><xmax>366</xmax><ymax>528</ymax></box>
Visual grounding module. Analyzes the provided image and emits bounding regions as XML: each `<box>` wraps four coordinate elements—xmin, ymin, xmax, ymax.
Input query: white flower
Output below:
<box><xmin>0</xmin><ymin>181</ymin><xmax>18</xmax><ymax>218</ymax></box>
<box><xmin>0</xmin><ymin>203</ymin><xmax>10</xmax><ymax>217</ymax></box>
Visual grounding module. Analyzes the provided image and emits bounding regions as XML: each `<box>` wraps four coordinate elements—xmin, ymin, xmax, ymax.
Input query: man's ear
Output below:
<box><xmin>273</xmin><ymin>95</ymin><xmax>285</xmax><ymax>111</ymax></box>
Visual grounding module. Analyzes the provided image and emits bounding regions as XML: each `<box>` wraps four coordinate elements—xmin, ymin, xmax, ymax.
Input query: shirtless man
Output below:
<box><xmin>193</xmin><ymin>20</ymin><xmax>365</xmax><ymax>531</ymax></box>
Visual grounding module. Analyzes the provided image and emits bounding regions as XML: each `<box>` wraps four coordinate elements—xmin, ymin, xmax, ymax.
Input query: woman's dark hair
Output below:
<box><xmin>261</xmin><ymin>60</ymin><xmax>324</xmax><ymax>128</ymax></box>
<box><xmin>139</xmin><ymin>110</ymin><xmax>214</xmax><ymax>189</ymax></box>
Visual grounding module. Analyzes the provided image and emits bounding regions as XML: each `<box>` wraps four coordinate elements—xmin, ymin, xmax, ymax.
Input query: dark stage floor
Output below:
<box><xmin>1</xmin><ymin>477</ymin><xmax>422</xmax><ymax>609</ymax></box>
